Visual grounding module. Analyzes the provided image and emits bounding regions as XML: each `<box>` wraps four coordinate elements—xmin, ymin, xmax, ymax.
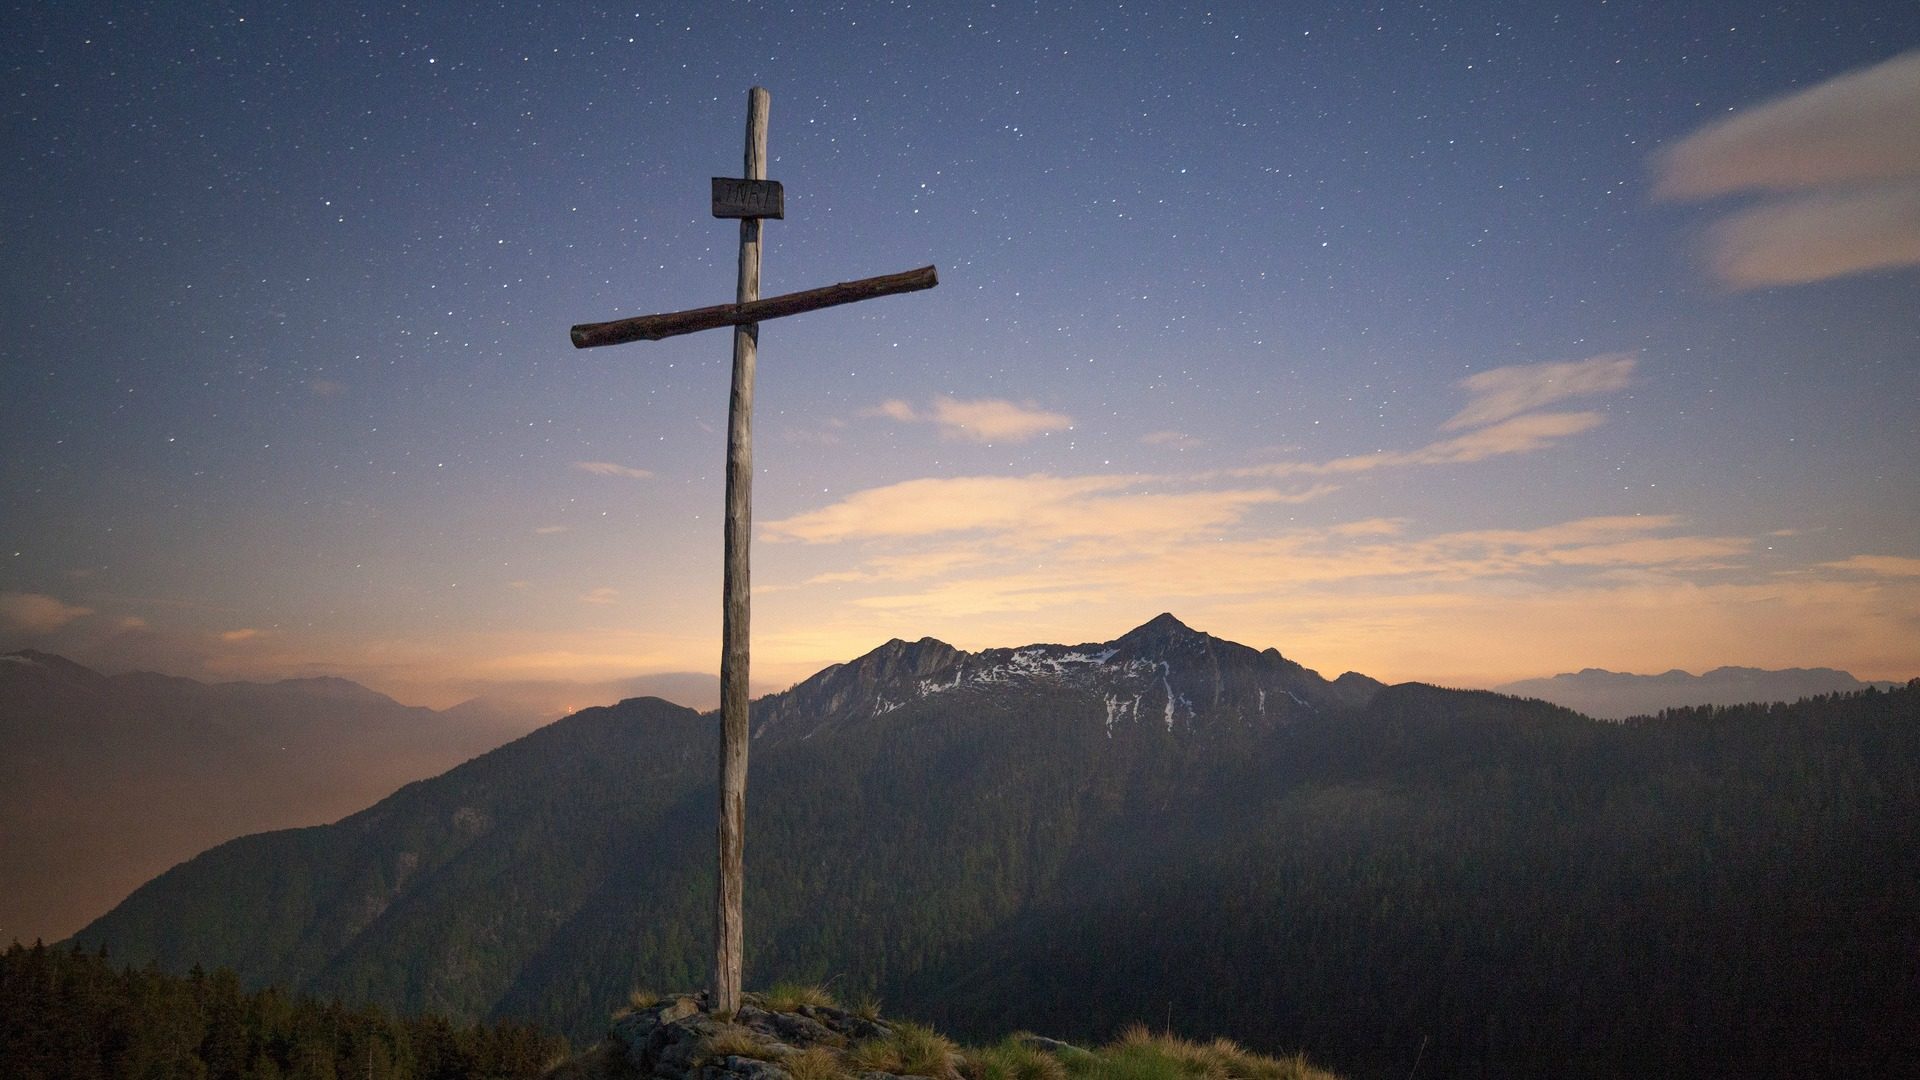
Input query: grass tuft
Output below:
<box><xmin>764</xmin><ymin>982</ymin><xmax>840</xmax><ymax>1012</ymax></box>
<box><xmin>853</xmin><ymin>995</ymin><xmax>883</xmax><ymax>1022</ymax></box>
<box><xmin>703</xmin><ymin>1024</ymin><xmax>782</xmax><ymax>1063</ymax></box>
<box><xmin>611</xmin><ymin>987</ymin><xmax>665</xmax><ymax>1020</ymax></box>
<box><xmin>1057</xmin><ymin>1029</ymin><xmax>1338</xmax><ymax>1080</ymax></box>
<box><xmin>783</xmin><ymin>1046</ymin><xmax>852</xmax><ymax>1080</ymax></box>
<box><xmin>963</xmin><ymin>1037</ymin><xmax>1070</xmax><ymax>1080</ymax></box>
<box><xmin>851</xmin><ymin>1021</ymin><xmax>962</xmax><ymax>1080</ymax></box>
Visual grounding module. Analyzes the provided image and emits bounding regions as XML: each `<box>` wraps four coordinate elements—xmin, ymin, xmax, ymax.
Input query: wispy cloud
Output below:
<box><xmin>1820</xmin><ymin>554</ymin><xmax>1920</xmax><ymax>577</ymax></box>
<box><xmin>1234</xmin><ymin>412</ymin><xmax>1607</xmax><ymax>480</ymax></box>
<box><xmin>778</xmin><ymin>358</ymin><xmax>1629</xmax><ymax>552</ymax></box>
<box><xmin>1702</xmin><ymin>186</ymin><xmax>1920</xmax><ymax>287</ymax></box>
<box><xmin>1410</xmin><ymin>411</ymin><xmax>1610</xmax><ymax>464</ymax></box>
<box><xmin>1442</xmin><ymin>354</ymin><xmax>1636</xmax><ymax>431</ymax></box>
<box><xmin>573</xmin><ymin>460</ymin><xmax>655</xmax><ymax>480</ymax></box>
<box><xmin>1226</xmin><ymin>355</ymin><xmax>1632</xmax><ymax>480</ymax></box>
<box><xmin>219</xmin><ymin>628</ymin><xmax>262</xmax><ymax>642</ymax></box>
<box><xmin>764</xmin><ymin>474</ymin><xmax>1301</xmax><ymax>545</ymax></box>
<box><xmin>867</xmin><ymin>396</ymin><xmax>1073</xmax><ymax>442</ymax></box>
<box><xmin>831</xmin><ymin>514</ymin><xmax>1751</xmax><ymax>616</ymax></box>
<box><xmin>750</xmin><ymin>501</ymin><xmax>1920</xmax><ymax>687</ymax></box>
<box><xmin>1654</xmin><ymin>48</ymin><xmax>1920</xmax><ymax>287</ymax></box>
<box><xmin>581</xmin><ymin>587</ymin><xmax>620</xmax><ymax>605</ymax></box>
<box><xmin>0</xmin><ymin>592</ymin><xmax>93</xmax><ymax>633</ymax></box>
<box><xmin>1142</xmin><ymin>430</ymin><xmax>1202</xmax><ymax>449</ymax></box>
<box><xmin>1654</xmin><ymin>50</ymin><xmax>1920</xmax><ymax>199</ymax></box>
<box><xmin>763</xmin><ymin>512</ymin><xmax>1773</xmax><ymax>654</ymax></box>
<box><xmin>739</xmin><ymin>355</ymin><xmax>1793</xmax><ymax>683</ymax></box>
<box><xmin>802</xmin><ymin>548</ymin><xmax>999</xmax><ymax>586</ymax></box>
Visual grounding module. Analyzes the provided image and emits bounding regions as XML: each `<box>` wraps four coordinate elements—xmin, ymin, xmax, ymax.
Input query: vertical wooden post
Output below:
<box><xmin>714</xmin><ymin>85</ymin><xmax>767</xmax><ymax>1016</ymax></box>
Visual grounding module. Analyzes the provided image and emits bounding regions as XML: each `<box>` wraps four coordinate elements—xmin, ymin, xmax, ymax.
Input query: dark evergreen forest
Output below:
<box><xmin>902</xmin><ymin>685</ymin><xmax>1920</xmax><ymax>1078</ymax></box>
<box><xmin>0</xmin><ymin>942</ymin><xmax>564</xmax><ymax>1080</ymax></box>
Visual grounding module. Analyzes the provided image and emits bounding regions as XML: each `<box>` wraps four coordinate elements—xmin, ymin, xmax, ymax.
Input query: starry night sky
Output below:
<box><xmin>5</xmin><ymin>1</ymin><xmax>1917</xmax><ymax>709</ymax></box>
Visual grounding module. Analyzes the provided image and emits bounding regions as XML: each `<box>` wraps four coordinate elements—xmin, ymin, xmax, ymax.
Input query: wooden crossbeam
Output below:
<box><xmin>569</xmin><ymin>264</ymin><xmax>938</xmax><ymax>349</ymax></box>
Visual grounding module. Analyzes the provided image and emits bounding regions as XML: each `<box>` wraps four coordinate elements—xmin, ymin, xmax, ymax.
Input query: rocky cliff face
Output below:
<box><xmin>749</xmin><ymin>613</ymin><xmax>1381</xmax><ymax>743</ymax></box>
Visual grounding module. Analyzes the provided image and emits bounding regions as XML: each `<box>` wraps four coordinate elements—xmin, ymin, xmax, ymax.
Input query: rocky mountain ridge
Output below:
<box><xmin>750</xmin><ymin>613</ymin><xmax>1381</xmax><ymax>742</ymax></box>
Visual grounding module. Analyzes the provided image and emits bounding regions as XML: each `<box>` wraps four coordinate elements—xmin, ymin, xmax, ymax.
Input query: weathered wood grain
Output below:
<box><xmin>713</xmin><ymin>85</ymin><xmax>768</xmax><ymax>1019</ymax></box>
<box><xmin>569</xmin><ymin>265</ymin><xmax>938</xmax><ymax>349</ymax></box>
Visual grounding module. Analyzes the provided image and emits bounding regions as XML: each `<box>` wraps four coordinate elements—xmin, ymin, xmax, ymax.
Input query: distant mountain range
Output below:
<box><xmin>0</xmin><ymin>650</ymin><xmax>541</xmax><ymax>944</ymax></box>
<box><xmin>65</xmin><ymin>616</ymin><xmax>1920</xmax><ymax>1076</ymax></box>
<box><xmin>1495</xmin><ymin>664</ymin><xmax>1901</xmax><ymax>719</ymax></box>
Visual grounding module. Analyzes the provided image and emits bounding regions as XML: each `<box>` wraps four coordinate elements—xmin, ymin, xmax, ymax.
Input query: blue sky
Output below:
<box><xmin>4</xmin><ymin>2</ymin><xmax>1916</xmax><ymax>708</ymax></box>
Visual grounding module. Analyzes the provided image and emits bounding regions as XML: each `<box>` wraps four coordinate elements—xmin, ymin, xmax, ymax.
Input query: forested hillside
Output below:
<box><xmin>68</xmin><ymin>620</ymin><xmax>1920</xmax><ymax>1077</ymax></box>
<box><xmin>904</xmin><ymin>684</ymin><xmax>1920</xmax><ymax>1076</ymax></box>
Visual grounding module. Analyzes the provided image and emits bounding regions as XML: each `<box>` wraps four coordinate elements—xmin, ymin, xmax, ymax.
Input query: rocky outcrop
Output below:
<box><xmin>565</xmin><ymin>991</ymin><xmax>916</xmax><ymax>1080</ymax></box>
<box><xmin>751</xmin><ymin>636</ymin><xmax>966</xmax><ymax>739</ymax></box>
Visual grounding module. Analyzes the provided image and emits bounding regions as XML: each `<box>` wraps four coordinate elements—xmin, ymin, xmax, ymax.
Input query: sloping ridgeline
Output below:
<box><xmin>71</xmin><ymin>616</ymin><xmax>1920</xmax><ymax>1077</ymax></box>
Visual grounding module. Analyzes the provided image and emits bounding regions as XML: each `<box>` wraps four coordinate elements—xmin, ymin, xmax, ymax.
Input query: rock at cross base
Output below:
<box><xmin>557</xmin><ymin>990</ymin><xmax>917</xmax><ymax>1080</ymax></box>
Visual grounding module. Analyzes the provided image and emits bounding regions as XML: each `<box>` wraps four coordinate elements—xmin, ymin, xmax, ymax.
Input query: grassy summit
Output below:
<box><xmin>552</xmin><ymin>984</ymin><xmax>1341</xmax><ymax>1080</ymax></box>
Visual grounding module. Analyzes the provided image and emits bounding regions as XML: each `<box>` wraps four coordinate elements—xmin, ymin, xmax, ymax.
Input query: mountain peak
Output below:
<box><xmin>853</xmin><ymin>634</ymin><xmax>962</xmax><ymax>675</ymax></box>
<box><xmin>1116</xmin><ymin>612</ymin><xmax>1200</xmax><ymax>644</ymax></box>
<box><xmin>5</xmin><ymin>647</ymin><xmax>86</xmax><ymax>666</ymax></box>
<box><xmin>1142</xmin><ymin>612</ymin><xmax>1193</xmax><ymax>632</ymax></box>
<box><xmin>1</xmin><ymin>649</ymin><xmax>106</xmax><ymax>684</ymax></box>
<box><xmin>748</xmin><ymin>614</ymin><xmax>1380</xmax><ymax>742</ymax></box>
<box><xmin>262</xmin><ymin>674</ymin><xmax>402</xmax><ymax>706</ymax></box>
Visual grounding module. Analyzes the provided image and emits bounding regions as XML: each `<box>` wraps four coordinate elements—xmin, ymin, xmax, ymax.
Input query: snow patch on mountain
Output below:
<box><xmin>865</xmin><ymin>645</ymin><xmax>1189</xmax><ymax>722</ymax></box>
<box><xmin>748</xmin><ymin>615</ymin><xmax>1384</xmax><ymax>743</ymax></box>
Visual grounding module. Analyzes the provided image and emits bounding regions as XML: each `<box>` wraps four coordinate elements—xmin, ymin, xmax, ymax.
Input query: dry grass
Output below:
<box><xmin>853</xmin><ymin>995</ymin><xmax>884</xmax><ymax>1022</ymax></box>
<box><xmin>783</xmin><ymin>1046</ymin><xmax>854</xmax><ymax>1080</ymax></box>
<box><xmin>1068</xmin><ymin>1026</ymin><xmax>1339</xmax><ymax>1080</ymax></box>
<box><xmin>963</xmin><ymin>1037</ymin><xmax>1071</xmax><ymax>1080</ymax></box>
<box><xmin>703</xmin><ymin>1024</ymin><xmax>783</xmax><ymax>1063</ymax></box>
<box><xmin>610</xmin><ymin>987</ymin><xmax>664</xmax><ymax>1020</ymax></box>
<box><xmin>763</xmin><ymin>982</ymin><xmax>840</xmax><ymax>1012</ymax></box>
<box><xmin>851</xmin><ymin>1021</ymin><xmax>963</xmax><ymax>1080</ymax></box>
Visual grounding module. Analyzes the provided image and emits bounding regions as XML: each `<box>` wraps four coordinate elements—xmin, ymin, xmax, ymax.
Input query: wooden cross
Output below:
<box><xmin>568</xmin><ymin>86</ymin><xmax>937</xmax><ymax>1015</ymax></box>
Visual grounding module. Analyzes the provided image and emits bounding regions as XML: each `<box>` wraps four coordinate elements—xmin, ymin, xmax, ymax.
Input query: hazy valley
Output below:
<box><xmin>0</xmin><ymin>651</ymin><xmax>542</xmax><ymax>944</ymax></box>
